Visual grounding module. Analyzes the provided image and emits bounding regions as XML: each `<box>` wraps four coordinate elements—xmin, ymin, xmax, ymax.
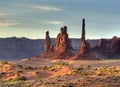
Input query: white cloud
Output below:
<box><xmin>0</xmin><ymin>13</ymin><xmax>9</xmax><ymax>17</ymax></box>
<box><xmin>35</xmin><ymin>6</ymin><xmax>63</xmax><ymax>11</ymax></box>
<box><xmin>0</xmin><ymin>23</ymin><xmax>17</xmax><ymax>26</ymax></box>
<box><xmin>0</xmin><ymin>20</ymin><xmax>19</xmax><ymax>27</ymax></box>
<box><xmin>0</xmin><ymin>13</ymin><xmax>19</xmax><ymax>27</ymax></box>
<box><xmin>50</xmin><ymin>21</ymin><xmax>64</xmax><ymax>25</ymax></box>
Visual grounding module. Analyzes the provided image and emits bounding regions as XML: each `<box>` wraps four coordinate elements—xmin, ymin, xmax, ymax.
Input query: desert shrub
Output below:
<box><xmin>87</xmin><ymin>65</ymin><xmax>91</xmax><ymax>68</ymax></box>
<box><xmin>0</xmin><ymin>80</ymin><xmax>3</xmax><ymax>84</ymax></box>
<box><xmin>25</xmin><ymin>66</ymin><xmax>34</xmax><ymax>70</ymax></box>
<box><xmin>0</xmin><ymin>61</ymin><xmax>8</xmax><ymax>64</ymax></box>
<box><xmin>73</xmin><ymin>65</ymin><xmax>83</xmax><ymax>73</ymax></box>
<box><xmin>43</xmin><ymin>66</ymin><xmax>49</xmax><ymax>70</ymax></box>
<box><xmin>17</xmin><ymin>70</ymin><xmax>23</xmax><ymax>74</ymax></box>
<box><xmin>77</xmin><ymin>65</ymin><xmax>83</xmax><ymax>71</ymax></box>
<box><xmin>8</xmin><ymin>76</ymin><xmax>27</xmax><ymax>82</ymax></box>
<box><xmin>35</xmin><ymin>70</ymin><xmax>40</xmax><ymax>74</ymax></box>
<box><xmin>57</xmin><ymin>62</ymin><xmax>69</xmax><ymax>66</ymax></box>
<box><xmin>82</xmin><ymin>71</ymin><xmax>89</xmax><ymax>75</ymax></box>
<box><xmin>1</xmin><ymin>72</ymin><xmax>6</xmax><ymax>75</ymax></box>
<box><xmin>6</xmin><ymin>66</ymin><xmax>13</xmax><ymax>71</ymax></box>
<box><xmin>42</xmin><ymin>62</ymin><xmax>69</xmax><ymax>71</ymax></box>
<box><xmin>48</xmin><ymin>62</ymin><xmax>69</xmax><ymax>71</ymax></box>
<box><xmin>48</xmin><ymin>65</ymin><xmax>62</xmax><ymax>71</ymax></box>
<box><xmin>14</xmin><ymin>76</ymin><xmax>27</xmax><ymax>81</ymax></box>
<box><xmin>17</xmin><ymin>64</ymin><xmax>23</xmax><ymax>68</ymax></box>
<box><xmin>65</xmin><ymin>73</ymin><xmax>71</xmax><ymax>76</ymax></box>
<box><xmin>95</xmin><ymin>66</ymin><xmax>118</xmax><ymax>76</ymax></box>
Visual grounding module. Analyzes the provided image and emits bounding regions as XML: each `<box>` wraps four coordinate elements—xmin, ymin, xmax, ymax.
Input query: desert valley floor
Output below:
<box><xmin>1</xmin><ymin>58</ymin><xmax>120</xmax><ymax>87</ymax></box>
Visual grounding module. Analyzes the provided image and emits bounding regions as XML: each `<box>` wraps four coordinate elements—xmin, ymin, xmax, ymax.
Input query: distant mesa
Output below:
<box><xmin>94</xmin><ymin>36</ymin><xmax>120</xmax><ymax>58</ymax></box>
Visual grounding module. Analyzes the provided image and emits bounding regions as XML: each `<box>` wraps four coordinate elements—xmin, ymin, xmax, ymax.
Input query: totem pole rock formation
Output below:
<box><xmin>44</xmin><ymin>31</ymin><xmax>53</xmax><ymax>52</ymax></box>
<box><xmin>40</xmin><ymin>26</ymin><xmax>73</xmax><ymax>59</ymax></box>
<box><xmin>80</xmin><ymin>18</ymin><xmax>90</xmax><ymax>55</ymax></box>
<box><xmin>71</xmin><ymin>18</ymin><xmax>98</xmax><ymax>60</ymax></box>
<box><xmin>55</xmin><ymin>26</ymin><xmax>73</xmax><ymax>53</ymax></box>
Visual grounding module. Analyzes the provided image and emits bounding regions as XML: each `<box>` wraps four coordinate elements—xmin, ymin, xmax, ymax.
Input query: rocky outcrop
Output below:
<box><xmin>44</xmin><ymin>31</ymin><xmax>53</xmax><ymax>52</ymax></box>
<box><xmin>99</xmin><ymin>36</ymin><xmax>120</xmax><ymax>54</ymax></box>
<box><xmin>99</xmin><ymin>39</ymin><xmax>109</xmax><ymax>50</ymax></box>
<box><xmin>80</xmin><ymin>18</ymin><xmax>90</xmax><ymax>55</ymax></box>
<box><xmin>106</xmin><ymin>36</ymin><xmax>120</xmax><ymax>53</ymax></box>
<box><xmin>41</xmin><ymin>19</ymin><xmax>100</xmax><ymax>60</ymax></box>
<box><xmin>91</xmin><ymin>36</ymin><xmax>120</xmax><ymax>59</ymax></box>
<box><xmin>40</xmin><ymin>26</ymin><xmax>74</xmax><ymax>59</ymax></box>
<box><xmin>55</xmin><ymin>26</ymin><xmax>72</xmax><ymax>53</ymax></box>
<box><xmin>72</xmin><ymin>18</ymin><xmax>98</xmax><ymax>60</ymax></box>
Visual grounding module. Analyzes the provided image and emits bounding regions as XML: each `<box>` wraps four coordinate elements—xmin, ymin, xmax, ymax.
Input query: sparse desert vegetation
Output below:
<box><xmin>1</xmin><ymin>59</ymin><xmax>120</xmax><ymax>87</ymax></box>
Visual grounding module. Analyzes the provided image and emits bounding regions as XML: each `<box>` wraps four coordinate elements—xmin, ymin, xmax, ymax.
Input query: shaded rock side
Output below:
<box><xmin>99</xmin><ymin>39</ymin><xmax>109</xmax><ymax>50</ymax></box>
<box><xmin>99</xmin><ymin>36</ymin><xmax>120</xmax><ymax>54</ymax></box>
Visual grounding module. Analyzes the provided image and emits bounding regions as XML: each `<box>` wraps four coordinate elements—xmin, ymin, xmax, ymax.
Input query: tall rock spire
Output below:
<box><xmin>44</xmin><ymin>31</ymin><xmax>53</xmax><ymax>52</ymax></box>
<box><xmin>71</xmin><ymin>18</ymin><xmax>98</xmax><ymax>60</ymax></box>
<box><xmin>81</xmin><ymin>18</ymin><xmax>85</xmax><ymax>41</ymax></box>
<box><xmin>80</xmin><ymin>18</ymin><xmax>90</xmax><ymax>55</ymax></box>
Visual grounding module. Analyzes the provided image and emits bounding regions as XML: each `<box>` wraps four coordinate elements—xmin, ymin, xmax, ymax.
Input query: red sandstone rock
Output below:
<box><xmin>106</xmin><ymin>36</ymin><xmax>120</xmax><ymax>53</ymax></box>
<box><xmin>80</xmin><ymin>18</ymin><xmax>90</xmax><ymax>55</ymax></box>
<box><xmin>71</xmin><ymin>18</ymin><xmax>98</xmax><ymax>60</ymax></box>
<box><xmin>99</xmin><ymin>39</ymin><xmax>109</xmax><ymax>50</ymax></box>
<box><xmin>55</xmin><ymin>26</ymin><xmax>72</xmax><ymax>53</ymax></box>
<box><xmin>44</xmin><ymin>31</ymin><xmax>53</xmax><ymax>52</ymax></box>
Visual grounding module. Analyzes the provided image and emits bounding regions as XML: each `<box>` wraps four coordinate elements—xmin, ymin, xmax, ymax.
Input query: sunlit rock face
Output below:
<box><xmin>55</xmin><ymin>26</ymin><xmax>73</xmax><ymax>53</ymax></box>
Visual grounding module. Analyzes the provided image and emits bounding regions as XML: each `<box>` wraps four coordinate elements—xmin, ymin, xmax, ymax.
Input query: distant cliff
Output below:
<box><xmin>0</xmin><ymin>37</ymin><xmax>99</xmax><ymax>61</ymax></box>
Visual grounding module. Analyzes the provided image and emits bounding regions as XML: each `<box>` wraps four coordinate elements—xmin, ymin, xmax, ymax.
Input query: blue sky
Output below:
<box><xmin>0</xmin><ymin>0</ymin><xmax>120</xmax><ymax>39</ymax></box>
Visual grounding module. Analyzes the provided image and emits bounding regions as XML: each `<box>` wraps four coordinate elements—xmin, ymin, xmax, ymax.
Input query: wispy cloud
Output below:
<box><xmin>34</xmin><ymin>6</ymin><xmax>63</xmax><ymax>11</ymax></box>
<box><xmin>0</xmin><ymin>20</ymin><xmax>19</xmax><ymax>27</ymax></box>
<box><xmin>50</xmin><ymin>21</ymin><xmax>64</xmax><ymax>25</ymax></box>
<box><xmin>0</xmin><ymin>13</ymin><xmax>9</xmax><ymax>17</ymax></box>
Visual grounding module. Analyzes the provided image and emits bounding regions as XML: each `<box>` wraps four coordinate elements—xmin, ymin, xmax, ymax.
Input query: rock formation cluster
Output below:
<box><xmin>55</xmin><ymin>26</ymin><xmax>72</xmax><ymax>53</ymax></box>
<box><xmin>42</xmin><ymin>18</ymin><xmax>119</xmax><ymax>60</ymax></box>
<box><xmin>41</xmin><ymin>26</ymin><xmax>73</xmax><ymax>59</ymax></box>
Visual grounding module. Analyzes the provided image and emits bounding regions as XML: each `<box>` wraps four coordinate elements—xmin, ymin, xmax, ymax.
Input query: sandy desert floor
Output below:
<box><xmin>1</xmin><ymin>58</ymin><xmax>120</xmax><ymax>87</ymax></box>
<box><xmin>14</xmin><ymin>58</ymin><xmax>120</xmax><ymax>68</ymax></box>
